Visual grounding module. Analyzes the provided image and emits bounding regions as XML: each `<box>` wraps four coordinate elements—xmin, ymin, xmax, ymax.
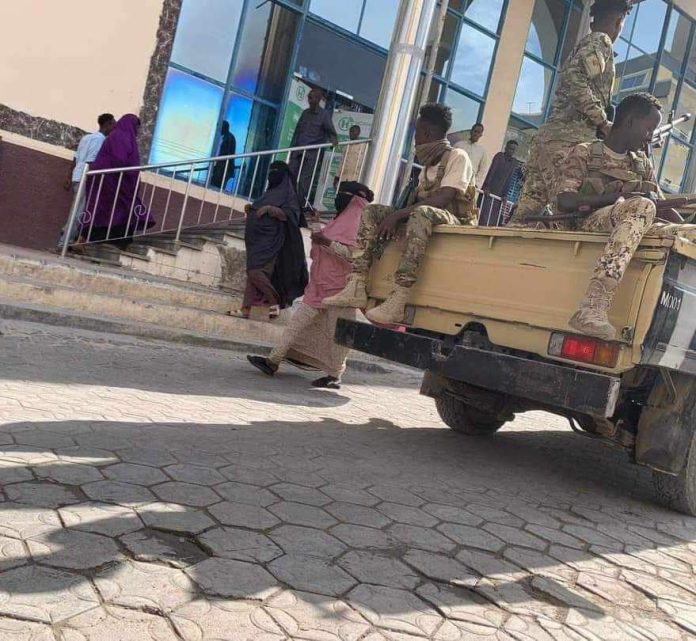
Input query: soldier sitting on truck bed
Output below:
<box><xmin>324</xmin><ymin>103</ymin><xmax>474</xmax><ymax>325</ymax></box>
<box><xmin>555</xmin><ymin>92</ymin><xmax>683</xmax><ymax>341</ymax></box>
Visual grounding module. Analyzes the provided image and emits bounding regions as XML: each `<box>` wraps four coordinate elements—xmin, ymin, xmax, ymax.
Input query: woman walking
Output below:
<box><xmin>247</xmin><ymin>181</ymin><xmax>374</xmax><ymax>388</ymax></box>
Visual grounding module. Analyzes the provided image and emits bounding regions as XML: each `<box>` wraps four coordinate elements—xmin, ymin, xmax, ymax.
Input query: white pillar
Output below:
<box><xmin>362</xmin><ymin>0</ymin><xmax>438</xmax><ymax>205</ymax></box>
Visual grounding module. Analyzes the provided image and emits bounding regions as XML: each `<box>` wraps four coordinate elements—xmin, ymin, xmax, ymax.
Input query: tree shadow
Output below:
<box><xmin>0</xmin><ymin>418</ymin><xmax>693</xmax><ymax>635</ymax></box>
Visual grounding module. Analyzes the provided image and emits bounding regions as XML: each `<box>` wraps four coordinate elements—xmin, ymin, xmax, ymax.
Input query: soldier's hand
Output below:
<box><xmin>377</xmin><ymin>211</ymin><xmax>407</xmax><ymax>240</ymax></box>
<box><xmin>597</xmin><ymin>121</ymin><xmax>612</xmax><ymax>139</ymax></box>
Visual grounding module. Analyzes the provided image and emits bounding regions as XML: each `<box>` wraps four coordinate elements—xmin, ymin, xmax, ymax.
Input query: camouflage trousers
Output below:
<box><xmin>512</xmin><ymin>132</ymin><xmax>585</xmax><ymax>223</ymax></box>
<box><xmin>580</xmin><ymin>196</ymin><xmax>657</xmax><ymax>282</ymax></box>
<box><xmin>353</xmin><ymin>204</ymin><xmax>460</xmax><ymax>287</ymax></box>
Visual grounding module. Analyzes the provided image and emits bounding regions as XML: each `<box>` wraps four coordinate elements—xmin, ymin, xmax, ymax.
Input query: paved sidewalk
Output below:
<box><xmin>0</xmin><ymin>321</ymin><xmax>694</xmax><ymax>640</ymax></box>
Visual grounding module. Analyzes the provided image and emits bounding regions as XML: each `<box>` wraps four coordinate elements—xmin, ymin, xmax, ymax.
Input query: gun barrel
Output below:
<box><xmin>652</xmin><ymin>113</ymin><xmax>692</xmax><ymax>143</ymax></box>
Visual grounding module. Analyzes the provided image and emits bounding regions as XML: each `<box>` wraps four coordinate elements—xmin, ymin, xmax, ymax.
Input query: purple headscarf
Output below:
<box><xmin>81</xmin><ymin>114</ymin><xmax>155</xmax><ymax>236</ymax></box>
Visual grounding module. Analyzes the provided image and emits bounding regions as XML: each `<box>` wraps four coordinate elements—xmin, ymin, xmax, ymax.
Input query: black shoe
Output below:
<box><xmin>311</xmin><ymin>376</ymin><xmax>341</xmax><ymax>389</ymax></box>
<box><xmin>247</xmin><ymin>355</ymin><xmax>276</xmax><ymax>377</ymax></box>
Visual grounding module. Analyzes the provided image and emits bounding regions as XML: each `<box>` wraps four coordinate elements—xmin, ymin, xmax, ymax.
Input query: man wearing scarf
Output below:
<box><xmin>324</xmin><ymin>103</ymin><xmax>474</xmax><ymax>325</ymax></box>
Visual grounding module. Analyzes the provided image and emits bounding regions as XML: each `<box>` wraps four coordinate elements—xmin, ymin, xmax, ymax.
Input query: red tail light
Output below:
<box><xmin>548</xmin><ymin>333</ymin><xmax>619</xmax><ymax>368</ymax></box>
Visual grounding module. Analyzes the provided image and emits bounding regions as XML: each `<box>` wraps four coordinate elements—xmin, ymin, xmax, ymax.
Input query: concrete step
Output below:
<box><xmin>0</xmin><ymin>245</ymin><xmax>239</xmax><ymax>314</ymax></box>
<box><xmin>0</xmin><ymin>274</ymin><xmax>282</xmax><ymax>345</ymax></box>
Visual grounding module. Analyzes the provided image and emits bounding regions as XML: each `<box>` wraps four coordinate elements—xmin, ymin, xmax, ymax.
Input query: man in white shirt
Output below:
<box><xmin>325</xmin><ymin>103</ymin><xmax>474</xmax><ymax>324</ymax></box>
<box><xmin>455</xmin><ymin>122</ymin><xmax>489</xmax><ymax>188</ymax></box>
<box><xmin>59</xmin><ymin>113</ymin><xmax>115</xmax><ymax>248</ymax></box>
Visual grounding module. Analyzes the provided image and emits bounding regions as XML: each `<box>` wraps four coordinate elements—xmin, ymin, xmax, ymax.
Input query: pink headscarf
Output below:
<box><xmin>303</xmin><ymin>196</ymin><xmax>368</xmax><ymax>308</ymax></box>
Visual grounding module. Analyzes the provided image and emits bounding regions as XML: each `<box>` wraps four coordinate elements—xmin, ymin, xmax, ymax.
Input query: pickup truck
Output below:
<box><xmin>335</xmin><ymin>225</ymin><xmax>696</xmax><ymax>515</ymax></box>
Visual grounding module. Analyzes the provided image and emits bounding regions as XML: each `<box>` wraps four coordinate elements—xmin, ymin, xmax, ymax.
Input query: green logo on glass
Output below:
<box><xmin>338</xmin><ymin>116</ymin><xmax>354</xmax><ymax>131</ymax></box>
<box><xmin>296</xmin><ymin>85</ymin><xmax>307</xmax><ymax>101</ymax></box>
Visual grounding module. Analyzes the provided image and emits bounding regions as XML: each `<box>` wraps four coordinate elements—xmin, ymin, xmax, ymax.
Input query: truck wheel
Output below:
<box><xmin>652</xmin><ymin>430</ymin><xmax>696</xmax><ymax>516</ymax></box>
<box><xmin>435</xmin><ymin>394</ymin><xmax>506</xmax><ymax>436</ymax></box>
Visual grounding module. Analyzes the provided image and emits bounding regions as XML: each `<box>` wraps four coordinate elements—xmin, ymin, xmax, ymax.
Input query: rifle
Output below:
<box><xmin>647</xmin><ymin>111</ymin><xmax>691</xmax><ymax>152</ymax></box>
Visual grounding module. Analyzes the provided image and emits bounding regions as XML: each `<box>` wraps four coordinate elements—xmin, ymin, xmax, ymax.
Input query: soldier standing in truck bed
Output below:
<box><xmin>554</xmin><ymin>93</ymin><xmax>686</xmax><ymax>341</ymax></box>
<box><xmin>510</xmin><ymin>0</ymin><xmax>633</xmax><ymax>224</ymax></box>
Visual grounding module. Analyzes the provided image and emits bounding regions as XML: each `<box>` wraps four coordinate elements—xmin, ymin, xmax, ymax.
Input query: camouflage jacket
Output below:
<box><xmin>556</xmin><ymin>141</ymin><xmax>661</xmax><ymax>198</ymax></box>
<box><xmin>544</xmin><ymin>32</ymin><xmax>615</xmax><ymax>142</ymax></box>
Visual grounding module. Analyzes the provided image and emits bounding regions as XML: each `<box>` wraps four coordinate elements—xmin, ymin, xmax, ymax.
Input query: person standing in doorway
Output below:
<box><xmin>454</xmin><ymin>123</ymin><xmax>488</xmax><ymax>223</ymax></box>
<box><xmin>289</xmin><ymin>87</ymin><xmax>338</xmax><ymax>212</ymax></box>
<box><xmin>479</xmin><ymin>140</ymin><xmax>522</xmax><ymax>226</ymax></box>
<box><xmin>211</xmin><ymin>120</ymin><xmax>236</xmax><ymax>190</ymax></box>
<box><xmin>59</xmin><ymin>113</ymin><xmax>115</xmax><ymax>249</ymax></box>
<box><xmin>336</xmin><ymin>124</ymin><xmax>368</xmax><ymax>184</ymax></box>
<box><xmin>510</xmin><ymin>0</ymin><xmax>632</xmax><ymax>224</ymax></box>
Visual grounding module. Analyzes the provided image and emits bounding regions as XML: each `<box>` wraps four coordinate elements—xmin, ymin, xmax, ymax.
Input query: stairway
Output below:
<box><xmin>0</xmin><ymin>244</ymin><xmax>286</xmax><ymax>349</ymax></box>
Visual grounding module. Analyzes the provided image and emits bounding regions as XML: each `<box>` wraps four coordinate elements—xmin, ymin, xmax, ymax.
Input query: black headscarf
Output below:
<box><xmin>334</xmin><ymin>181</ymin><xmax>374</xmax><ymax>214</ymax></box>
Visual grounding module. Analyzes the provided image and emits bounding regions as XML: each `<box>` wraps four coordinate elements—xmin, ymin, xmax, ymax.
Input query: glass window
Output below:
<box><xmin>432</xmin><ymin>13</ymin><xmax>458</xmax><ymax>78</ymax></box>
<box><xmin>151</xmin><ymin>68</ymin><xmax>224</xmax><ymax>164</ymax></box>
<box><xmin>653</xmin><ymin>64</ymin><xmax>680</xmax><ymax>120</ymax></box>
<box><xmin>660</xmin><ymin>138</ymin><xmax>690</xmax><ymax>192</ymax></box>
<box><xmin>663</xmin><ymin>10</ymin><xmax>691</xmax><ymax>74</ymax></box>
<box><xmin>615</xmin><ymin>46</ymin><xmax>656</xmax><ymax>101</ymax></box>
<box><xmin>445</xmin><ymin>89</ymin><xmax>482</xmax><ymax>134</ymax></box>
<box><xmin>310</xmin><ymin>0</ymin><xmax>363</xmax><ymax>33</ymax></box>
<box><xmin>230</xmin><ymin>3</ymin><xmax>299</xmax><ymax>102</ymax></box>
<box><xmin>171</xmin><ymin>0</ymin><xmax>243</xmax><ymax>82</ymax></box>
<box><xmin>675</xmin><ymin>82</ymin><xmax>696</xmax><ymax>140</ymax></box>
<box><xmin>526</xmin><ymin>0</ymin><xmax>568</xmax><ymax>65</ymax></box>
<box><xmin>359</xmin><ymin>0</ymin><xmax>400</xmax><ymax>49</ymax></box>
<box><xmin>560</xmin><ymin>7</ymin><xmax>583</xmax><ymax>63</ymax></box>
<box><xmin>450</xmin><ymin>23</ymin><xmax>497</xmax><ymax>96</ymax></box>
<box><xmin>512</xmin><ymin>57</ymin><xmax>554</xmax><ymax>125</ymax></box>
<box><xmin>631</xmin><ymin>0</ymin><xmax>668</xmax><ymax>57</ymax></box>
<box><xmin>463</xmin><ymin>0</ymin><xmax>505</xmax><ymax>34</ymax></box>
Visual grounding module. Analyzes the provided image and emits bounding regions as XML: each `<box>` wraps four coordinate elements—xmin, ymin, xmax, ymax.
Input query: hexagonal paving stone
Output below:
<box><xmin>268</xmin><ymin>554</ymin><xmax>357</xmax><ymax>597</ymax></box>
<box><xmin>117</xmin><ymin>447</ymin><xmax>177</xmax><ymax>467</ymax></box>
<box><xmin>389</xmin><ymin>524</ymin><xmax>457</xmax><ymax>554</ymax></box>
<box><xmin>270</xmin><ymin>525</ymin><xmax>347</xmax><ymax>559</ymax></box>
<box><xmin>199</xmin><ymin>527</ymin><xmax>282</xmax><ymax>563</ymax></box>
<box><xmin>214</xmin><ymin>482</ymin><xmax>277</xmax><ymax>507</ymax></box>
<box><xmin>321</xmin><ymin>484</ymin><xmax>381</xmax><ymax>507</ymax></box>
<box><xmin>103</xmin><ymin>463</ymin><xmax>167</xmax><ymax>486</ymax></box>
<box><xmin>326</xmin><ymin>502</ymin><xmax>392</xmax><ymax>529</ymax></box>
<box><xmin>503</xmin><ymin>547</ymin><xmax>576</xmax><ymax>583</ymax></box>
<box><xmin>417</xmin><ymin>582</ymin><xmax>507</xmax><ymax>631</ymax></box>
<box><xmin>165</xmin><ymin>464</ymin><xmax>224</xmax><ymax>486</ymax></box>
<box><xmin>27</xmin><ymin>529</ymin><xmax>122</xmax><ymax>570</ymax></box>
<box><xmin>266</xmin><ymin>590</ymin><xmax>370</xmax><ymax>641</ymax></box>
<box><xmin>120</xmin><ymin>529</ymin><xmax>208</xmax><ymax>568</ymax></box>
<box><xmin>0</xmin><ymin>565</ymin><xmax>99</xmax><ymax>623</ymax></box>
<box><xmin>34</xmin><ymin>463</ymin><xmax>104</xmax><ymax>486</ymax></box>
<box><xmin>219</xmin><ymin>465</ymin><xmax>277</xmax><ymax>487</ymax></box>
<box><xmin>152</xmin><ymin>481</ymin><xmax>220</xmax><ymax>507</ymax></box>
<box><xmin>137</xmin><ymin>502</ymin><xmax>215</xmax><ymax>535</ymax></box>
<box><xmin>403</xmin><ymin>550</ymin><xmax>478</xmax><ymax>588</ymax></box>
<box><xmin>208</xmin><ymin>502</ymin><xmax>280</xmax><ymax>530</ymax></box>
<box><xmin>0</xmin><ymin>445</ymin><xmax>58</xmax><ymax>465</ymax></box>
<box><xmin>423</xmin><ymin>503</ymin><xmax>483</xmax><ymax>526</ymax></box>
<box><xmin>456</xmin><ymin>549</ymin><xmax>526</xmax><ymax>584</ymax></box>
<box><xmin>0</xmin><ymin>617</ymin><xmax>56</xmax><ymax>641</ymax></box>
<box><xmin>55</xmin><ymin>446</ymin><xmax>119</xmax><ymax>467</ymax></box>
<box><xmin>82</xmin><ymin>480</ymin><xmax>155</xmax><ymax>506</ymax></box>
<box><xmin>339</xmin><ymin>551</ymin><xmax>420</xmax><ymax>589</ymax></box>
<box><xmin>525</xmin><ymin>524</ymin><xmax>584</xmax><ymax>550</ymax></box>
<box><xmin>0</xmin><ymin>535</ymin><xmax>28</xmax><ymax>572</ymax></box>
<box><xmin>14</xmin><ymin>432</ymin><xmax>75</xmax><ymax>450</ymax></box>
<box><xmin>483</xmin><ymin>523</ymin><xmax>546</xmax><ymax>551</ymax></box>
<box><xmin>59</xmin><ymin>605</ymin><xmax>179</xmax><ymax>640</ymax></box>
<box><xmin>347</xmin><ymin>584</ymin><xmax>442</xmax><ymax>637</ymax></box>
<box><xmin>435</xmin><ymin>620</ymin><xmax>514</xmax><ymax>640</ymax></box>
<box><xmin>0</xmin><ymin>462</ymin><xmax>33</xmax><ymax>484</ymax></box>
<box><xmin>270</xmin><ymin>483</ymin><xmax>331</xmax><ymax>507</ymax></box>
<box><xmin>270</xmin><ymin>502</ymin><xmax>337</xmax><ymax>529</ymax></box>
<box><xmin>6</xmin><ymin>482</ymin><xmax>82</xmax><ymax>509</ymax></box>
<box><xmin>0</xmin><ymin>502</ymin><xmax>62</xmax><ymax>539</ymax></box>
<box><xmin>331</xmin><ymin>524</ymin><xmax>399</xmax><ymax>551</ymax></box>
<box><xmin>377</xmin><ymin>503</ymin><xmax>438</xmax><ymax>528</ymax></box>
<box><xmin>465</xmin><ymin>503</ymin><xmax>525</xmax><ymax>527</ymax></box>
<box><xmin>172</xmin><ymin>599</ymin><xmax>284</xmax><ymax>641</ymax></box>
<box><xmin>59</xmin><ymin>502</ymin><xmax>142</xmax><ymax>537</ymax></box>
<box><xmin>439</xmin><ymin>524</ymin><xmax>505</xmax><ymax>552</ymax></box>
<box><xmin>94</xmin><ymin>560</ymin><xmax>196</xmax><ymax>613</ymax></box>
<box><xmin>186</xmin><ymin>558</ymin><xmax>279</xmax><ymax>600</ymax></box>
<box><xmin>368</xmin><ymin>485</ymin><xmax>424</xmax><ymax>507</ymax></box>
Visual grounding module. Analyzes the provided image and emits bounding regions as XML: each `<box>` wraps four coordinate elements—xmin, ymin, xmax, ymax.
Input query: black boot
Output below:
<box><xmin>311</xmin><ymin>376</ymin><xmax>341</xmax><ymax>389</ymax></box>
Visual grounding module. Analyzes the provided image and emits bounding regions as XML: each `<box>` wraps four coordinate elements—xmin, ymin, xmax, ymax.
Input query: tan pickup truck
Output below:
<box><xmin>335</xmin><ymin>225</ymin><xmax>696</xmax><ymax>515</ymax></box>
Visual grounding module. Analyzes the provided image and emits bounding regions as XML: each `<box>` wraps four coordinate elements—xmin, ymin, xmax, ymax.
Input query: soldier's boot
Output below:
<box><xmin>366</xmin><ymin>286</ymin><xmax>410</xmax><ymax>325</ymax></box>
<box><xmin>569</xmin><ymin>277</ymin><xmax>619</xmax><ymax>341</ymax></box>
<box><xmin>323</xmin><ymin>273</ymin><xmax>368</xmax><ymax>308</ymax></box>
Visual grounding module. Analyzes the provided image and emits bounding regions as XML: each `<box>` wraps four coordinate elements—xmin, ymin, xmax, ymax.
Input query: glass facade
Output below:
<box><xmin>615</xmin><ymin>0</ymin><xmax>696</xmax><ymax>192</ymax></box>
<box><xmin>507</xmin><ymin>0</ymin><xmax>584</xmax><ymax>157</ymax></box>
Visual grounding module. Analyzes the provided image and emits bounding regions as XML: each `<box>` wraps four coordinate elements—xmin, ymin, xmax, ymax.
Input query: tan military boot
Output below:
<box><xmin>569</xmin><ymin>277</ymin><xmax>619</xmax><ymax>341</ymax></box>
<box><xmin>366</xmin><ymin>286</ymin><xmax>410</xmax><ymax>325</ymax></box>
<box><xmin>323</xmin><ymin>273</ymin><xmax>368</xmax><ymax>308</ymax></box>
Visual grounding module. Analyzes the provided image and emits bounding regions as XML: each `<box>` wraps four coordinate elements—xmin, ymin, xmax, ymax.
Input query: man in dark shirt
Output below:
<box><xmin>289</xmin><ymin>87</ymin><xmax>338</xmax><ymax>212</ymax></box>
<box><xmin>479</xmin><ymin>140</ymin><xmax>522</xmax><ymax>225</ymax></box>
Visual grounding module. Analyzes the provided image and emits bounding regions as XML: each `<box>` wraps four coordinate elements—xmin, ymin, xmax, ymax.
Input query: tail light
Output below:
<box><xmin>548</xmin><ymin>333</ymin><xmax>620</xmax><ymax>368</ymax></box>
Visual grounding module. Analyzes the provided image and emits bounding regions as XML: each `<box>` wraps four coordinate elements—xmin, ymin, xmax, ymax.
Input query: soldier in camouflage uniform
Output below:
<box><xmin>511</xmin><ymin>0</ymin><xmax>632</xmax><ymax>224</ymax></box>
<box><xmin>325</xmin><ymin>104</ymin><xmax>475</xmax><ymax>325</ymax></box>
<box><xmin>555</xmin><ymin>93</ymin><xmax>684</xmax><ymax>340</ymax></box>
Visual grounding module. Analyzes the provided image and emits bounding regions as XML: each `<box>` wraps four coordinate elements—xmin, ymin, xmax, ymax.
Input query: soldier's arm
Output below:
<box><xmin>556</xmin><ymin>145</ymin><xmax>620</xmax><ymax>212</ymax></box>
<box><xmin>566</xmin><ymin>40</ymin><xmax>613</xmax><ymax>127</ymax></box>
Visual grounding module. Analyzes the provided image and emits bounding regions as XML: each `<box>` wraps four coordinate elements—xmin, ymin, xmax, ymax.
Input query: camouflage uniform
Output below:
<box><xmin>352</xmin><ymin>148</ymin><xmax>474</xmax><ymax>288</ymax></box>
<box><xmin>512</xmin><ymin>32</ymin><xmax>615</xmax><ymax>222</ymax></box>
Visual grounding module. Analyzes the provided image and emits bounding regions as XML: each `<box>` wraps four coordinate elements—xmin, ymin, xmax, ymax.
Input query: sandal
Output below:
<box><xmin>247</xmin><ymin>355</ymin><xmax>277</xmax><ymax>377</ymax></box>
<box><xmin>311</xmin><ymin>376</ymin><xmax>342</xmax><ymax>389</ymax></box>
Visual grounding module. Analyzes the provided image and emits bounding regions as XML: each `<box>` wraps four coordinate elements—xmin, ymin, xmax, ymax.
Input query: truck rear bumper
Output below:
<box><xmin>336</xmin><ymin>320</ymin><xmax>621</xmax><ymax>418</ymax></box>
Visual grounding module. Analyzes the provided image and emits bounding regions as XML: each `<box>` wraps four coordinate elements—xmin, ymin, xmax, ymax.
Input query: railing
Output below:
<box><xmin>61</xmin><ymin>139</ymin><xmax>372</xmax><ymax>258</ymax></box>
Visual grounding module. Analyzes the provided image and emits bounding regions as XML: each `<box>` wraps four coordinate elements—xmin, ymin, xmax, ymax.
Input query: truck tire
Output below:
<box><xmin>652</xmin><ymin>430</ymin><xmax>696</xmax><ymax>516</ymax></box>
<box><xmin>435</xmin><ymin>394</ymin><xmax>506</xmax><ymax>436</ymax></box>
